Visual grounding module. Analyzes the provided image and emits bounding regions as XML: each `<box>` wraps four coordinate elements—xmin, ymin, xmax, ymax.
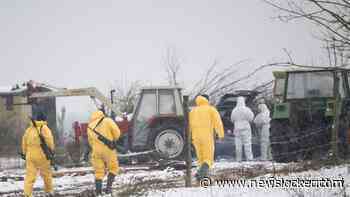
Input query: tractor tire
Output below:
<box><xmin>271</xmin><ymin>120</ymin><xmax>332</xmax><ymax>162</ymax></box>
<box><xmin>150</xmin><ymin>124</ymin><xmax>185</xmax><ymax>160</ymax></box>
<box><xmin>298</xmin><ymin>124</ymin><xmax>330</xmax><ymax>161</ymax></box>
<box><xmin>270</xmin><ymin>120</ymin><xmax>297</xmax><ymax>162</ymax></box>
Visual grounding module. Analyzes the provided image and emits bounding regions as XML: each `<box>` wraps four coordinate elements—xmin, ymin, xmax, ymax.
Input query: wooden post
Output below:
<box><xmin>332</xmin><ymin>72</ymin><xmax>341</xmax><ymax>162</ymax></box>
<box><xmin>183</xmin><ymin>95</ymin><xmax>192</xmax><ymax>187</ymax></box>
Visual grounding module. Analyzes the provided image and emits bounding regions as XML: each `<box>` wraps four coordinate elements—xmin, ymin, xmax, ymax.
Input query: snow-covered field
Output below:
<box><xmin>149</xmin><ymin>162</ymin><xmax>350</xmax><ymax>197</ymax></box>
<box><xmin>0</xmin><ymin>164</ymin><xmax>184</xmax><ymax>196</ymax></box>
<box><xmin>0</xmin><ymin>160</ymin><xmax>349</xmax><ymax>197</ymax></box>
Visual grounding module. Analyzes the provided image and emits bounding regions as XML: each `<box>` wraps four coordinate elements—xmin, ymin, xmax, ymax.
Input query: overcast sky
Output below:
<box><xmin>0</xmin><ymin>0</ymin><xmax>326</xmax><ymax>124</ymax></box>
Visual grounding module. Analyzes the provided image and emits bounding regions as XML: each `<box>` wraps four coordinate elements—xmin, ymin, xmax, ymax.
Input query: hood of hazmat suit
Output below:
<box><xmin>190</xmin><ymin>96</ymin><xmax>224</xmax><ymax>138</ymax></box>
<box><xmin>22</xmin><ymin>120</ymin><xmax>54</xmax><ymax>159</ymax></box>
<box><xmin>90</xmin><ymin>110</ymin><xmax>104</xmax><ymax>122</ymax></box>
<box><xmin>254</xmin><ymin>104</ymin><xmax>271</xmax><ymax>127</ymax></box>
<box><xmin>230</xmin><ymin>96</ymin><xmax>254</xmax><ymax>131</ymax></box>
<box><xmin>88</xmin><ymin>110</ymin><xmax>121</xmax><ymax>151</ymax></box>
<box><xmin>195</xmin><ymin>95</ymin><xmax>209</xmax><ymax>106</ymax></box>
<box><xmin>189</xmin><ymin>96</ymin><xmax>224</xmax><ymax>168</ymax></box>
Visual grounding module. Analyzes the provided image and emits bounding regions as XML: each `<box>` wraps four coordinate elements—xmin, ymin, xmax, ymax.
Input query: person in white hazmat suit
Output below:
<box><xmin>231</xmin><ymin>97</ymin><xmax>255</xmax><ymax>161</ymax></box>
<box><xmin>254</xmin><ymin>103</ymin><xmax>271</xmax><ymax>160</ymax></box>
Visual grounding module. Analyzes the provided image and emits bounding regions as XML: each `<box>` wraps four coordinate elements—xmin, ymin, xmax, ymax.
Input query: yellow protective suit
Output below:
<box><xmin>87</xmin><ymin>111</ymin><xmax>121</xmax><ymax>180</ymax></box>
<box><xmin>189</xmin><ymin>96</ymin><xmax>224</xmax><ymax>168</ymax></box>
<box><xmin>22</xmin><ymin>121</ymin><xmax>55</xmax><ymax>197</ymax></box>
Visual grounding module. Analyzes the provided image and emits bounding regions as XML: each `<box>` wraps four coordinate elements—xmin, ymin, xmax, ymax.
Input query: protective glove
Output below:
<box><xmin>114</xmin><ymin>141</ymin><xmax>127</xmax><ymax>154</ymax></box>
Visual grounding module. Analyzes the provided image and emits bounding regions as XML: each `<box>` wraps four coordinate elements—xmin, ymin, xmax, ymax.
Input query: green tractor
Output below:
<box><xmin>271</xmin><ymin>69</ymin><xmax>350</xmax><ymax>162</ymax></box>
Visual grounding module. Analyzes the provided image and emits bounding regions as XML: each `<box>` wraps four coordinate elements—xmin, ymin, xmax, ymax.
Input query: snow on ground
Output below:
<box><xmin>148</xmin><ymin>187</ymin><xmax>292</xmax><ymax>197</ymax></box>
<box><xmin>0</xmin><ymin>161</ymin><xmax>349</xmax><ymax>197</ymax></box>
<box><xmin>148</xmin><ymin>163</ymin><xmax>350</xmax><ymax>197</ymax></box>
<box><xmin>212</xmin><ymin>160</ymin><xmax>291</xmax><ymax>172</ymax></box>
<box><xmin>0</xmin><ymin>165</ymin><xmax>184</xmax><ymax>196</ymax></box>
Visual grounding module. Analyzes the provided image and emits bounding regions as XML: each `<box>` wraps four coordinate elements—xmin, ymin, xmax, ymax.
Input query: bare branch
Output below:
<box><xmin>283</xmin><ymin>48</ymin><xmax>295</xmax><ymax>63</ymax></box>
<box><xmin>264</xmin><ymin>0</ymin><xmax>350</xmax><ymax>66</ymax></box>
<box><xmin>163</xmin><ymin>46</ymin><xmax>182</xmax><ymax>86</ymax></box>
<box><xmin>112</xmin><ymin>80</ymin><xmax>140</xmax><ymax>114</ymax></box>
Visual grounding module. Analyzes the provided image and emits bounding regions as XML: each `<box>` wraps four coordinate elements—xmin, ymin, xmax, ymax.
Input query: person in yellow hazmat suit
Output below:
<box><xmin>87</xmin><ymin>110</ymin><xmax>121</xmax><ymax>196</ymax></box>
<box><xmin>22</xmin><ymin>112</ymin><xmax>55</xmax><ymax>197</ymax></box>
<box><xmin>189</xmin><ymin>95</ymin><xmax>224</xmax><ymax>181</ymax></box>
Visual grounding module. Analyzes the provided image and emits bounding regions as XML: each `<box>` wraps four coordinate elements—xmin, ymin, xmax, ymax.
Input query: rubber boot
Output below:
<box><xmin>195</xmin><ymin>166</ymin><xmax>203</xmax><ymax>181</ymax></box>
<box><xmin>195</xmin><ymin>162</ymin><xmax>209</xmax><ymax>181</ymax></box>
<box><xmin>95</xmin><ymin>179</ymin><xmax>102</xmax><ymax>196</ymax></box>
<box><xmin>201</xmin><ymin>162</ymin><xmax>209</xmax><ymax>178</ymax></box>
<box><xmin>105</xmin><ymin>173</ymin><xmax>116</xmax><ymax>194</ymax></box>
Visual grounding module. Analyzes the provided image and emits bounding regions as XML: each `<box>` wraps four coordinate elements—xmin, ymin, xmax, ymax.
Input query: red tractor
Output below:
<box><xmin>73</xmin><ymin>86</ymin><xmax>186</xmax><ymax>161</ymax></box>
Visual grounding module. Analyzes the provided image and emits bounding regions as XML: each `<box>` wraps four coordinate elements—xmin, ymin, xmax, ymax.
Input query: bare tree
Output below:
<box><xmin>162</xmin><ymin>47</ymin><xmax>280</xmax><ymax>103</ymax></box>
<box><xmin>325</xmin><ymin>37</ymin><xmax>350</xmax><ymax>67</ymax></box>
<box><xmin>189</xmin><ymin>57</ymin><xmax>324</xmax><ymax>104</ymax></box>
<box><xmin>188</xmin><ymin>59</ymin><xmax>242</xmax><ymax>103</ymax></box>
<box><xmin>111</xmin><ymin>79</ymin><xmax>140</xmax><ymax>115</ymax></box>
<box><xmin>264</xmin><ymin>0</ymin><xmax>350</xmax><ymax>65</ymax></box>
<box><xmin>163</xmin><ymin>46</ymin><xmax>183</xmax><ymax>86</ymax></box>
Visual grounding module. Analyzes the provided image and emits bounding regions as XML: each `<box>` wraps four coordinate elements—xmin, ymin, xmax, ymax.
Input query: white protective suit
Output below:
<box><xmin>254</xmin><ymin>104</ymin><xmax>271</xmax><ymax>160</ymax></box>
<box><xmin>231</xmin><ymin>97</ymin><xmax>255</xmax><ymax>161</ymax></box>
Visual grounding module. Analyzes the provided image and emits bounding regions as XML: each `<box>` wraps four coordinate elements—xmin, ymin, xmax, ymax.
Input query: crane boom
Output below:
<box><xmin>29</xmin><ymin>87</ymin><xmax>121</xmax><ymax>116</ymax></box>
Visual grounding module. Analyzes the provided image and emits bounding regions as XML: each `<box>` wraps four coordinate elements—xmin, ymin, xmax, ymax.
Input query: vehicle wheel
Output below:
<box><xmin>270</xmin><ymin>120</ymin><xmax>295</xmax><ymax>162</ymax></box>
<box><xmin>152</xmin><ymin>125</ymin><xmax>185</xmax><ymax>160</ymax></box>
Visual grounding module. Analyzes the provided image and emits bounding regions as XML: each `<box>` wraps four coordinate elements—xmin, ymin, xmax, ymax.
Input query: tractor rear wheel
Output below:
<box><xmin>270</xmin><ymin>120</ymin><xmax>298</xmax><ymax>162</ymax></box>
<box><xmin>151</xmin><ymin>124</ymin><xmax>185</xmax><ymax>160</ymax></box>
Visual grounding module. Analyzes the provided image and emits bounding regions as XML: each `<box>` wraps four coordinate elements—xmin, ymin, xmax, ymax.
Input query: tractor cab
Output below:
<box><xmin>127</xmin><ymin>86</ymin><xmax>185</xmax><ymax>160</ymax></box>
<box><xmin>271</xmin><ymin>68</ymin><xmax>350</xmax><ymax>162</ymax></box>
<box><xmin>272</xmin><ymin>69</ymin><xmax>350</xmax><ymax>120</ymax></box>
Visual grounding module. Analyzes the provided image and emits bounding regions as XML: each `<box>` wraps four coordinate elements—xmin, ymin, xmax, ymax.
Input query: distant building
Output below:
<box><xmin>0</xmin><ymin>81</ymin><xmax>57</xmax><ymax>152</ymax></box>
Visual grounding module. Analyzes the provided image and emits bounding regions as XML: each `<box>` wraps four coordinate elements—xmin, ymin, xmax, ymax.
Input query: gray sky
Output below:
<box><xmin>0</xmin><ymin>0</ymin><xmax>325</xmax><ymax>123</ymax></box>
